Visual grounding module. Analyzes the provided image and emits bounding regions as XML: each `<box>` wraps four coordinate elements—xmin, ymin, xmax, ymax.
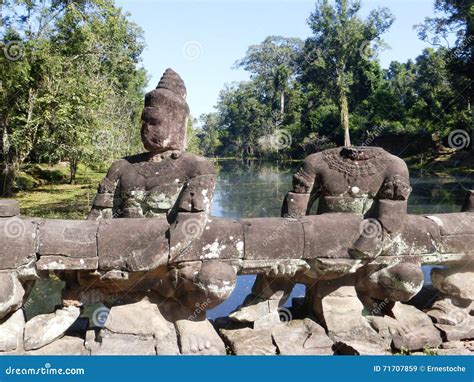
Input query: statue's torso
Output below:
<box><xmin>304</xmin><ymin>147</ymin><xmax>396</xmax><ymax>215</ymax></box>
<box><xmin>112</xmin><ymin>152</ymin><xmax>200</xmax><ymax>218</ymax></box>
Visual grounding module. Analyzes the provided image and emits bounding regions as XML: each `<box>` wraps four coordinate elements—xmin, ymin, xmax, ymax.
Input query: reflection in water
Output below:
<box><xmin>25</xmin><ymin>160</ymin><xmax>474</xmax><ymax>320</ymax></box>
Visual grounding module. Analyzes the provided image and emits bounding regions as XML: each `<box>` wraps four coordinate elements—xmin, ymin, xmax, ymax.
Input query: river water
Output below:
<box><xmin>25</xmin><ymin>160</ymin><xmax>474</xmax><ymax>320</ymax></box>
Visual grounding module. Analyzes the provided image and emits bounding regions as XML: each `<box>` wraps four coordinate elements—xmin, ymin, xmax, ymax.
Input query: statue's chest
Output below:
<box><xmin>119</xmin><ymin>161</ymin><xmax>188</xmax><ymax>217</ymax></box>
<box><xmin>321</xmin><ymin>173</ymin><xmax>385</xmax><ymax>197</ymax></box>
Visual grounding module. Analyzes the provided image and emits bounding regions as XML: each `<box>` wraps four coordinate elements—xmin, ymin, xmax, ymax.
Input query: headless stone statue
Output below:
<box><xmin>232</xmin><ymin>146</ymin><xmax>422</xmax><ymax>322</ymax></box>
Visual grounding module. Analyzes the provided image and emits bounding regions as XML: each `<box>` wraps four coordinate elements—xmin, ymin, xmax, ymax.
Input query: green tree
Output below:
<box><xmin>216</xmin><ymin>81</ymin><xmax>267</xmax><ymax>157</ymax></box>
<box><xmin>235</xmin><ymin>36</ymin><xmax>303</xmax><ymax>120</ymax></box>
<box><xmin>416</xmin><ymin>0</ymin><xmax>474</xmax><ymax>127</ymax></box>
<box><xmin>0</xmin><ymin>0</ymin><xmax>146</xmax><ymax>193</ymax></box>
<box><xmin>198</xmin><ymin>113</ymin><xmax>221</xmax><ymax>156</ymax></box>
<box><xmin>301</xmin><ymin>0</ymin><xmax>394</xmax><ymax>146</ymax></box>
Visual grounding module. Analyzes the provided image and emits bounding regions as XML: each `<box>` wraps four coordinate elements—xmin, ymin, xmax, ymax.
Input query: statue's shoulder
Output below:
<box><xmin>298</xmin><ymin>151</ymin><xmax>325</xmax><ymax>173</ymax></box>
<box><xmin>304</xmin><ymin>151</ymin><xmax>324</xmax><ymax>163</ymax></box>
<box><xmin>102</xmin><ymin>153</ymin><xmax>150</xmax><ymax>179</ymax></box>
<box><xmin>384</xmin><ymin>151</ymin><xmax>409</xmax><ymax>175</ymax></box>
<box><xmin>122</xmin><ymin>152</ymin><xmax>150</xmax><ymax>164</ymax></box>
<box><xmin>179</xmin><ymin>152</ymin><xmax>216</xmax><ymax>176</ymax></box>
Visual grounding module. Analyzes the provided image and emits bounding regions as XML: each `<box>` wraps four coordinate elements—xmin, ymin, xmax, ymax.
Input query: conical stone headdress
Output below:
<box><xmin>141</xmin><ymin>68</ymin><xmax>190</xmax><ymax>152</ymax></box>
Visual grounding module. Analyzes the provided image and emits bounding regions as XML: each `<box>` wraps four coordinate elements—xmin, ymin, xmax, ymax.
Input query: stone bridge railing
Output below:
<box><xmin>0</xmin><ymin>195</ymin><xmax>473</xmax><ymax>355</ymax></box>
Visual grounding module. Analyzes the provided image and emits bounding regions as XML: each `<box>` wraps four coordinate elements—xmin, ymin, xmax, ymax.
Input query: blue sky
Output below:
<box><xmin>116</xmin><ymin>0</ymin><xmax>440</xmax><ymax>120</ymax></box>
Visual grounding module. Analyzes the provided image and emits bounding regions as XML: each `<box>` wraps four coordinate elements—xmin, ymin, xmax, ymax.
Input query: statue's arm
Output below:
<box><xmin>376</xmin><ymin>156</ymin><xmax>412</xmax><ymax>234</ymax></box>
<box><xmin>281</xmin><ymin>155</ymin><xmax>321</xmax><ymax>218</ymax></box>
<box><xmin>177</xmin><ymin>157</ymin><xmax>217</xmax><ymax>213</ymax></box>
<box><xmin>87</xmin><ymin>160</ymin><xmax>124</xmax><ymax>220</ymax></box>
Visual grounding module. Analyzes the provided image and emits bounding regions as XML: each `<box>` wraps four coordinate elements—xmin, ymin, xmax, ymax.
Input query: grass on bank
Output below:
<box><xmin>15</xmin><ymin>163</ymin><xmax>105</xmax><ymax>219</ymax></box>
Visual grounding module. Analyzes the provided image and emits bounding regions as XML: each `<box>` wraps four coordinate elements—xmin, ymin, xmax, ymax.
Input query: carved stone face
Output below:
<box><xmin>141</xmin><ymin>69</ymin><xmax>190</xmax><ymax>153</ymax></box>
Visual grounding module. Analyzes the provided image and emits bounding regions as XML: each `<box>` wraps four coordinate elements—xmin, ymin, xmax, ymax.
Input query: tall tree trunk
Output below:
<box><xmin>0</xmin><ymin>164</ymin><xmax>16</xmax><ymax>197</ymax></box>
<box><xmin>280</xmin><ymin>91</ymin><xmax>285</xmax><ymax>119</ymax></box>
<box><xmin>339</xmin><ymin>89</ymin><xmax>351</xmax><ymax>147</ymax></box>
<box><xmin>69</xmin><ymin>158</ymin><xmax>78</xmax><ymax>184</ymax></box>
<box><xmin>0</xmin><ymin>120</ymin><xmax>16</xmax><ymax>197</ymax></box>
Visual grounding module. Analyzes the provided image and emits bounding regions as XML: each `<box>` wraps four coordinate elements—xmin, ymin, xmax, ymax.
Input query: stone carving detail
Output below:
<box><xmin>321</xmin><ymin>146</ymin><xmax>386</xmax><ymax>180</ymax></box>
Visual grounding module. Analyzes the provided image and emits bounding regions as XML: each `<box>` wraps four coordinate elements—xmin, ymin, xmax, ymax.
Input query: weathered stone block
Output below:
<box><xmin>24</xmin><ymin>306</ymin><xmax>81</xmax><ymax>351</ymax></box>
<box><xmin>104</xmin><ymin>298</ymin><xmax>179</xmax><ymax>355</ymax></box>
<box><xmin>302</xmin><ymin>214</ymin><xmax>361</xmax><ymax>259</ymax></box>
<box><xmin>253</xmin><ymin>312</ymin><xmax>281</xmax><ymax>330</ymax></box>
<box><xmin>26</xmin><ymin>336</ymin><xmax>88</xmax><ymax>355</ymax></box>
<box><xmin>272</xmin><ymin>319</ymin><xmax>333</xmax><ymax>355</ymax></box>
<box><xmin>311</xmin><ymin>275</ymin><xmax>390</xmax><ymax>353</ymax></box>
<box><xmin>229</xmin><ymin>299</ymin><xmax>280</xmax><ymax>323</ymax></box>
<box><xmin>385</xmin><ymin>303</ymin><xmax>442</xmax><ymax>351</ymax></box>
<box><xmin>431</xmin><ymin>268</ymin><xmax>474</xmax><ymax>301</ymax></box>
<box><xmin>429</xmin><ymin>213</ymin><xmax>474</xmax><ymax>236</ymax></box>
<box><xmin>387</xmin><ymin>215</ymin><xmax>440</xmax><ymax>256</ymax></box>
<box><xmin>0</xmin><ymin>309</ymin><xmax>25</xmax><ymax>352</ymax></box>
<box><xmin>98</xmin><ymin>218</ymin><xmax>168</xmax><ymax>271</ymax></box>
<box><xmin>38</xmin><ymin>220</ymin><xmax>98</xmax><ymax>258</ymax></box>
<box><xmin>171</xmin><ymin>217</ymin><xmax>244</xmax><ymax>263</ymax></box>
<box><xmin>0</xmin><ymin>200</ymin><xmax>20</xmax><ymax>217</ymax></box>
<box><xmin>243</xmin><ymin>218</ymin><xmax>304</xmax><ymax>260</ymax></box>
<box><xmin>426</xmin><ymin>299</ymin><xmax>474</xmax><ymax>341</ymax></box>
<box><xmin>220</xmin><ymin>328</ymin><xmax>276</xmax><ymax>355</ymax></box>
<box><xmin>0</xmin><ymin>272</ymin><xmax>25</xmax><ymax>321</ymax></box>
<box><xmin>437</xmin><ymin>341</ymin><xmax>473</xmax><ymax>355</ymax></box>
<box><xmin>94</xmin><ymin>332</ymin><xmax>156</xmax><ymax>355</ymax></box>
<box><xmin>0</xmin><ymin>218</ymin><xmax>37</xmax><ymax>269</ymax></box>
<box><xmin>441</xmin><ymin>235</ymin><xmax>474</xmax><ymax>255</ymax></box>
<box><xmin>36</xmin><ymin>256</ymin><xmax>98</xmax><ymax>271</ymax></box>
